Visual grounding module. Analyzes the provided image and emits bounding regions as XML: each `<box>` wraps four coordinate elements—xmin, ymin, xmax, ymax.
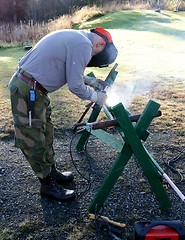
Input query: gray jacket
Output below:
<box><xmin>19</xmin><ymin>29</ymin><xmax>94</xmax><ymax>100</ymax></box>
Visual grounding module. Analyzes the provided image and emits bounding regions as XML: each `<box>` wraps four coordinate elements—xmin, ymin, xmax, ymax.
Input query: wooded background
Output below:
<box><xmin>1</xmin><ymin>0</ymin><xmax>184</xmax><ymax>24</ymax></box>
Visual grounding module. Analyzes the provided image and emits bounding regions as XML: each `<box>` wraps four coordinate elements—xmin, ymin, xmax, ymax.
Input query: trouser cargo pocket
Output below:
<box><xmin>9</xmin><ymin>74</ymin><xmax>52</xmax><ymax>149</ymax></box>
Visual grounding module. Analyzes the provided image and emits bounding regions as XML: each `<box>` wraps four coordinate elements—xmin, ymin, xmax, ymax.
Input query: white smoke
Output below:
<box><xmin>106</xmin><ymin>78</ymin><xmax>153</xmax><ymax>108</ymax></box>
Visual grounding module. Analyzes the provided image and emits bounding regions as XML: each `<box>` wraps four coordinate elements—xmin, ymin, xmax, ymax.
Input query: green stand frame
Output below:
<box><xmin>76</xmin><ymin>72</ymin><xmax>171</xmax><ymax>214</ymax></box>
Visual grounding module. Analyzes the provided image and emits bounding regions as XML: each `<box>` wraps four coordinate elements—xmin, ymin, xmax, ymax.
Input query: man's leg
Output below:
<box><xmin>20</xmin><ymin>103</ymin><xmax>74</xmax><ymax>183</ymax></box>
<box><xmin>9</xmin><ymin>74</ymin><xmax>75</xmax><ymax>200</ymax></box>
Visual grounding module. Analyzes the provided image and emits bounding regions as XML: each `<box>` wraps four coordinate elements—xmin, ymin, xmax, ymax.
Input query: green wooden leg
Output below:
<box><xmin>112</xmin><ymin>102</ymin><xmax>171</xmax><ymax>210</ymax></box>
<box><xmin>88</xmin><ymin>143</ymin><xmax>133</xmax><ymax>213</ymax></box>
<box><xmin>88</xmin><ymin>101</ymin><xmax>171</xmax><ymax>213</ymax></box>
<box><xmin>76</xmin><ymin>105</ymin><xmax>101</xmax><ymax>151</ymax></box>
<box><xmin>76</xmin><ymin>71</ymin><xmax>118</xmax><ymax>151</ymax></box>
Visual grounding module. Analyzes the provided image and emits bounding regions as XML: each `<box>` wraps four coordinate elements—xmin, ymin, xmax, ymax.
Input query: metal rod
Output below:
<box><xmin>103</xmin><ymin>105</ymin><xmax>114</xmax><ymax>120</ymax></box>
<box><xmin>74</xmin><ymin>111</ymin><xmax>162</xmax><ymax>129</ymax></box>
<box><xmin>91</xmin><ymin>111</ymin><xmax>162</xmax><ymax>130</ymax></box>
<box><xmin>73</xmin><ymin>63</ymin><xmax>118</xmax><ymax>131</ymax></box>
<box><xmin>163</xmin><ymin>173</ymin><xmax>185</xmax><ymax>202</ymax></box>
<box><xmin>144</xmin><ymin>145</ymin><xmax>185</xmax><ymax>203</ymax></box>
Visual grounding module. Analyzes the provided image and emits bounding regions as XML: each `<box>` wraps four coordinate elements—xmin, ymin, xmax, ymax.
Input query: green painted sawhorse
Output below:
<box><xmin>76</xmin><ymin>99</ymin><xmax>172</xmax><ymax>213</ymax></box>
<box><xmin>76</xmin><ymin>64</ymin><xmax>118</xmax><ymax>150</ymax></box>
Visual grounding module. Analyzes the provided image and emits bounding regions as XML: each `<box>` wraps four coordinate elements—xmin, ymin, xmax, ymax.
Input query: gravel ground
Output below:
<box><xmin>1</xmin><ymin>11</ymin><xmax>185</xmax><ymax>239</ymax></box>
<box><xmin>0</xmin><ymin>127</ymin><xmax>185</xmax><ymax>240</ymax></box>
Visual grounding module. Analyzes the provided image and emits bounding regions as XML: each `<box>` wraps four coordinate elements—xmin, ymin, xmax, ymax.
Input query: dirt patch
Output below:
<box><xmin>1</xmin><ymin>126</ymin><xmax>184</xmax><ymax>239</ymax></box>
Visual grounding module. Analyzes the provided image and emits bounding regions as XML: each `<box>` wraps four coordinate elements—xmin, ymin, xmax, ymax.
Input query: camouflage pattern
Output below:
<box><xmin>8</xmin><ymin>72</ymin><xmax>55</xmax><ymax>178</ymax></box>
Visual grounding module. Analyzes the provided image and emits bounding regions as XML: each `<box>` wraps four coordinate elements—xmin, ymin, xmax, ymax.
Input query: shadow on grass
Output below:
<box><xmin>84</xmin><ymin>10</ymin><xmax>185</xmax><ymax>40</ymax></box>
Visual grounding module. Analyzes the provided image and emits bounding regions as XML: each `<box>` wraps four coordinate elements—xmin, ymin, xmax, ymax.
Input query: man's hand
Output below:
<box><xmin>96</xmin><ymin>91</ymin><xmax>107</xmax><ymax>106</ymax></box>
<box><xmin>90</xmin><ymin>91</ymin><xmax>107</xmax><ymax>107</ymax></box>
<box><xmin>95</xmin><ymin>79</ymin><xmax>109</xmax><ymax>91</ymax></box>
<box><xmin>83</xmin><ymin>76</ymin><xmax>108</xmax><ymax>91</ymax></box>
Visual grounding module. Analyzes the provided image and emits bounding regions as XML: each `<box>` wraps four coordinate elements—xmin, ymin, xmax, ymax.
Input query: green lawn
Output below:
<box><xmin>0</xmin><ymin>10</ymin><xmax>185</xmax><ymax>138</ymax></box>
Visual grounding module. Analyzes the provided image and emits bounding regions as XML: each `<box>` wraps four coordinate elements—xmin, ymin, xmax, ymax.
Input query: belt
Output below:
<box><xmin>17</xmin><ymin>72</ymin><xmax>48</xmax><ymax>94</ymax></box>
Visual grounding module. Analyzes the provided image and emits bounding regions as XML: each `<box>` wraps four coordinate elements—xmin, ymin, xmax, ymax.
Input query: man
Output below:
<box><xmin>8</xmin><ymin>27</ymin><xmax>118</xmax><ymax>201</ymax></box>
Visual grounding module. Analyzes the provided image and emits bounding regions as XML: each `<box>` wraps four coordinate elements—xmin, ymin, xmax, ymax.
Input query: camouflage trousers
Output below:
<box><xmin>8</xmin><ymin>72</ymin><xmax>55</xmax><ymax>179</ymax></box>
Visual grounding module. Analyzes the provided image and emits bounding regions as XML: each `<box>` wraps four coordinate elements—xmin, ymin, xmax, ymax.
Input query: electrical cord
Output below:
<box><xmin>53</xmin><ymin>129</ymin><xmax>91</xmax><ymax>224</ymax></box>
<box><xmin>67</xmin><ymin>130</ymin><xmax>185</xmax><ymax>239</ymax></box>
<box><xmin>94</xmin><ymin>217</ymin><xmax>125</xmax><ymax>240</ymax></box>
<box><xmin>161</xmin><ymin>146</ymin><xmax>185</xmax><ymax>183</ymax></box>
<box><xmin>65</xmin><ymin>129</ymin><xmax>95</xmax><ymax>224</ymax></box>
<box><xmin>69</xmin><ymin>131</ymin><xmax>126</xmax><ymax>240</ymax></box>
<box><xmin>69</xmin><ymin>129</ymin><xmax>92</xmax><ymax>193</ymax></box>
<box><xmin>92</xmin><ymin>204</ymin><xmax>126</xmax><ymax>240</ymax></box>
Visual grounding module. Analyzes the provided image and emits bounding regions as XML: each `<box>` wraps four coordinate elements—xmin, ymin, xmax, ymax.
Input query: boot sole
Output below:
<box><xmin>40</xmin><ymin>191</ymin><xmax>75</xmax><ymax>201</ymax></box>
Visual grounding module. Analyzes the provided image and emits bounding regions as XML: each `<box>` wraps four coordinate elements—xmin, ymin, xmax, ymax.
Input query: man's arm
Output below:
<box><xmin>66</xmin><ymin>42</ymin><xmax>107</xmax><ymax>106</ymax></box>
<box><xmin>83</xmin><ymin>75</ymin><xmax>108</xmax><ymax>91</ymax></box>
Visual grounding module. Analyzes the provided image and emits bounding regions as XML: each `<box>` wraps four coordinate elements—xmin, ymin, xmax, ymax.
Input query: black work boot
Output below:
<box><xmin>38</xmin><ymin>175</ymin><xmax>75</xmax><ymax>201</ymax></box>
<box><xmin>50</xmin><ymin>165</ymin><xmax>74</xmax><ymax>184</ymax></box>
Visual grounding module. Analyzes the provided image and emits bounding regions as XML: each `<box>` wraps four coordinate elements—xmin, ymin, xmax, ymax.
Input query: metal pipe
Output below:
<box><xmin>91</xmin><ymin>111</ymin><xmax>162</xmax><ymax>130</ymax></box>
<box><xmin>74</xmin><ymin>111</ymin><xmax>162</xmax><ymax>129</ymax></box>
<box><xmin>163</xmin><ymin>173</ymin><xmax>185</xmax><ymax>202</ymax></box>
<box><xmin>103</xmin><ymin>105</ymin><xmax>114</xmax><ymax>120</ymax></box>
<box><xmin>144</xmin><ymin>146</ymin><xmax>185</xmax><ymax>203</ymax></box>
<box><xmin>73</xmin><ymin>63</ymin><xmax>118</xmax><ymax>132</ymax></box>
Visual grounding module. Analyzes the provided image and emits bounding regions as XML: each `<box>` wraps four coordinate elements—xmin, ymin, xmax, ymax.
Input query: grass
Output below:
<box><xmin>0</xmin><ymin>10</ymin><xmax>185</xmax><ymax>140</ymax></box>
<box><xmin>0</xmin><ymin>9</ymin><xmax>185</xmax><ymax>240</ymax></box>
<box><xmin>0</xmin><ymin>6</ymin><xmax>103</xmax><ymax>44</ymax></box>
<box><xmin>0</xmin><ymin>47</ymin><xmax>25</xmax><ymax>136</ymax></box>
<box><xmin>80</xmin><ymin>10</ymin><xmax>185</xmax><ymax>137</ymax></box>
